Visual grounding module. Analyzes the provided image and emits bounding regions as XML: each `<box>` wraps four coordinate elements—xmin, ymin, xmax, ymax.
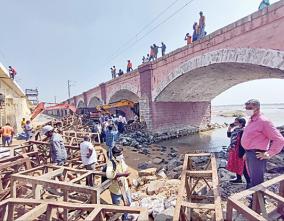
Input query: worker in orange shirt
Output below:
<box><xmin>126</xmin><ymin>60</ymin><xmax>133</xmax><ymax>73</ymax></box>
<box><xmin>184</xmin><ymin>33</ymin><xmax>192</xmax><ymax>45</ymax></box>
<box><xmin>1</xmin><ymin>123</ymin><xmax>14</xmax><ymax>146</ymax></box>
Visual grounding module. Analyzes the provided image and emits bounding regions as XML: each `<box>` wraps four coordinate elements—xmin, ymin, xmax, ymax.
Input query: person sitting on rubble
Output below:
<box><xmin>42</xmin><ymin>125</ymin><xmax>67</xmax><ymax>166</ymax></box>
<box><xmin>106</xmin><ymin>145</ymin><xmax>133</xmax><ymax>220</ymax></box>
<box><xmin>226</xmin><ymin>118</ymin><xmax>250</xmax><ymax>187</ymax></box>
<box><xmin>80</xmin><ymin>136</ymin><xmax>97</xmax><ymax>186</ymax></box>
<box><xmin>24</xmin><ymin>120</ymin><xmax>33</xmax><ymax>141</ymax></box>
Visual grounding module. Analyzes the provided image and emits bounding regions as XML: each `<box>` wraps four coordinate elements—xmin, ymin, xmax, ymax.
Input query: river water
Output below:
<box><xmin>159</xmin><ymin>104</ymin><xmax>284</xmax><ymax>153</ymax></box>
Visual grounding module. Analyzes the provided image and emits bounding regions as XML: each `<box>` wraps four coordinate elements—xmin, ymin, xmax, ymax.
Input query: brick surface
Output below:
<box><xmin>64</xmin><ymin>0</ymin><xmax>284</xmax><ymax>132</ymax></box>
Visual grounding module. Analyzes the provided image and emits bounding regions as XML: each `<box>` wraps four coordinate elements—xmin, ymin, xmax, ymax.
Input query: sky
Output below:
<box><xmin>0</xmin><ymin>0</ymin><xmax>282</xmax><ymax>105</ymax></box>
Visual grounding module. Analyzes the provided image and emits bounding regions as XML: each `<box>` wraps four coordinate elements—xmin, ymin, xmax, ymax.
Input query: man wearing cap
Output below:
<box><xmin>106</xmin><ymin>145</ymin><xmax>132</xmax><ymax>220</ymax></box>
<box><xmin>241</xmin><ymin>99</ymin><xmax>284</xmax><ymax>188</ymax></box>
<box><xmin>42</xmin><ymin>125</ymin><xmax>67</xmax><ymax>166</ymax></box>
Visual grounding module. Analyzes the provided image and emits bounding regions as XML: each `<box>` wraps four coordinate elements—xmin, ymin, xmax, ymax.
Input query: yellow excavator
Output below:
<box><xmin>96</xmin><ymin>99</ymin><xmax>134</xmax><ymax>111</ymax></box>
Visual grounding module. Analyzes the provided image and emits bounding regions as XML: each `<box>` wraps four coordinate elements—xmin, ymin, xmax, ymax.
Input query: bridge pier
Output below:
<box><xmin>150</xmin><ymin>101</ymin><xmax>211</xmax><ymax>133</ymax></box>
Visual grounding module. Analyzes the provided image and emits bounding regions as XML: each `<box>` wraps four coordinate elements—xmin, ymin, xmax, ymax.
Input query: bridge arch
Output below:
<box><xmin>88</xmin><ymin>96</ymin><xmax>103</xmax><ymax>108</ymax></box>
<box><xmin>109</xmin><ymin>89</ymin><xmax>140</xmax><ymax>104</ymax></box>
<box><xmin>76</xmin><ymin>100</ymin><xmax>86</xmax><ymax>108</ymax></box>
<box><xmin>153</xmin><ymin>48</ymin><xmax>284</xmax><ymax>102</ymax></box>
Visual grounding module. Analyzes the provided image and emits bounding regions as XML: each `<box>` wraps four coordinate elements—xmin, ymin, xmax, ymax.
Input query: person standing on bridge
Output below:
<box><xmin>184</xmin><ymin>33</ymin><xmax>192</xmax><ymax>45</ymax></box>
<box><xmin>153</xmin><ymin>44</ymin><xmax>159</xmax><ymax>60</ymax></box>
<box><xmin>258</xmin><ymin>0</ymin><xmax>270</xmax><ymax>10</ymax></box>
<box><xmin>198</xmin><ymin>11</ymin><xmax>206</xmax><ymax>38</ymax></box>
<box><xmin>149</xmin><ymin>46</ymin><xmax>155</xmax><ymax>61</ymax></box>
<box><xmin>192</xmin><ymin>22</ymin><xmax>199</xmax><ymax>42</ymax></box>
<box><xmin>159</xmin><ymin>42</ymin><xmax>167</xmax><ymax>56</ymax></box>
<box><xmin>126</xmin><ymin>60</ymin><xmax>133</xmax><ymax>73</ymax></box>
<box><xmin>241</xmin><ymin>99</ymin><xmax>284</xmax><ymax>188</ymax></box>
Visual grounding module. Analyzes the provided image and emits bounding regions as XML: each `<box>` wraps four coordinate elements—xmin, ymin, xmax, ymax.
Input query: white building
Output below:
<box><xmin>0</xmin><ymin>63</ymin><xmax>31</xmax><ymax>132</ymax></box>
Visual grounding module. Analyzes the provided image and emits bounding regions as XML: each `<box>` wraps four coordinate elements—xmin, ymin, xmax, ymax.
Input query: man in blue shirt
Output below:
<box><xmin>259</xmin><ymin>0</ymin><xmax>270</xmax><ymax>10</ymax></box>
<box><xmin>105</xmin><ymin>123</ymin><xmax>118</xmax><ymax>159</ymax></box>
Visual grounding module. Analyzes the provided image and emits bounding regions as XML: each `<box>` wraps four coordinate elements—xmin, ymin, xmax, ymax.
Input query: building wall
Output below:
<box><xmin>0</xmin><ymin>64</ymin><xmax>31</xmax><ymax>133</ymax></box>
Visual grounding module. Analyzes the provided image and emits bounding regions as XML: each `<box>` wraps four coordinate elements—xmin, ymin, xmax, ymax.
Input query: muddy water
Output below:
<box><xmin>159</xmin><ymin>104</ymin><xmax>284</xmax><ymax>152</ymax></box>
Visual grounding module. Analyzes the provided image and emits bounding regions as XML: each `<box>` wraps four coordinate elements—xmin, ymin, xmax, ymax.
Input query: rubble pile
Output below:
<box><xmin>130</xmin><ymin>167</ymin><xmax>180</xmax><ymax>221</ymax></box>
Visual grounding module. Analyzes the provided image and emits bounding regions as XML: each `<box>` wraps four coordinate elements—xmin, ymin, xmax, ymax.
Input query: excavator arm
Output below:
<box><xmin>30</xmin><ymin>102</ymin><xmax>77</xmax><ymax>121</ymax></box>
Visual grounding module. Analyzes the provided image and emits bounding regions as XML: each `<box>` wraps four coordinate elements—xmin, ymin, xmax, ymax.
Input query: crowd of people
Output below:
<box><xmin>110</xmin><ymin>60</ymin><xmax>133</xmax><ymax>79</ymax></box>
<box><xmin>0</xmin><ymin>118</ymin><xmax>33</xmax><ymax>147</ymax></box>
<box><xmin>184</xmin><ymin>11</ymin><xmax>206</xmax><ymax>45</ymax></box>
<box><xmin>39</xmin><ymin>112</ymin><xmax>135</xmax><ymax>220</ymax></box>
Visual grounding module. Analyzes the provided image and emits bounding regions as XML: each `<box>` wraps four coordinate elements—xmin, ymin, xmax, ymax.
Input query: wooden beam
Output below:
<box><xmin>85</xmin><ymin>208</ymin><xmax>103</xmax><ymax>221</ymax></box>
<box><xmin>186</xmin><ymin>170</ymin><xmax>212</xmax><ymax>178</ymax></box>
<box><xmin>227</xmin><ymin>199</ymin><xmax>266</xmax><ymax>221</ymax></box>
<box><xmin>181</xmin><ymin>202</ymin><xmax>215</xmax><ymax>210</ymax></box>
<box><xmin>14</xmin><ymin>204</ymin><xmax>47</xmax><ymax>221</ymax></box>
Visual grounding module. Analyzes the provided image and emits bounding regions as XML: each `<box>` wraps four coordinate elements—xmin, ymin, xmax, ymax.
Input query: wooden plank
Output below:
<box><xmin>231</xmin><ymin>174</ymin><xmax>284</xmax><ymax>200</ymax></box>
<box><xmin>85</xmin><ymin>208</ymin><xmax>102</xmax><ymax>221</ymax></box>
<box><xmin>15</xmin><ymin>204</ymin><xmax>47</xmax><ymax>221</ymax></box>
<box><xmin>185</xmin><ymin>153</ymin><xmax>211</xmax><ymax>157</ymax></box>
<box><xmin>256</xmin><ymin>191</ymin><xmax>268</xmax><ymax>219</ymax></box>
<box><xmin>186</xmin><ymin>170</ymin><xmax>212</xmax><ymax>178</ymax></box>
<box><xmin>211</xmin><ymin>155</ymin><xmax>223</xmax><ymax>221</ymax></box>
<box><xmin>38</xmin><ymin>168</ymin><xmax>65</xmax><ymax>179</ymax></box>
<box><xmin>181</xmin><ymin>202</ymin><xmax>215</xmax><ymax>210</ymax></box>
<box><xmin>173</xmin><ymin>152</ymin><xmax>190</xmax><ymax>221</ymax></box>
<box><xmin>228</xmin><ymin>199</ymin><xmax>266</xmax><ymax>221</ymax></box>
<box><xmin>261</xmin><ymin>189</ymin><xmax>284</xmax><ymax>204</ymax></box>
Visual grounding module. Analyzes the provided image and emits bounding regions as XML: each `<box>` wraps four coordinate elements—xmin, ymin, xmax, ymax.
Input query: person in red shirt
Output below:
<box><xmin>8</xmin><ymin>66</ymin><xmax>17</xmax><ymax>80</ymax></box>
<box><xmin>126</xmin><ymin>60</ymin><xmax>133</xmax><ymax>73</ymax></box>
<box><xmin>241</xmin><ymin>99</ymin><xmax>284</xmax><ymax>188</ymax></box>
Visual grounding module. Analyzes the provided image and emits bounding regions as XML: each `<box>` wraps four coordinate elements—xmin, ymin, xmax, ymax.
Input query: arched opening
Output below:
<box><xmin>154</xmin><ymin>48</ymin><xmax>284</xmax><ymax>102</ymax></box>
<box><xmin>108</xmin><ymin>89</ymin><xmax>140</xmax><ymax>121</ymax></box>
<box><xmin>109</xmin><ymin>89</ymin><xmax>139</xmax><ymax>103</ymax></box>
<box><xmin>155</xmin><ymin>63</ymin><xmax>284</xmax><ymax>102</ymax></box>
<box><xmin>151</xmin><ymin>48</ymin><xmax>284</xmax><ymax>132</ymax></box>
<box><xmin>77</xmin><ymin>100</ymin><xmax>85</xmax><ymax>108</ymax></box>
<box><xmin>212</xmin><ymin>78</ymin><xmax>284</xmax><ymax>126</ymax></box>
<box><xmin>88</xmin><ymin>96</ymin><xmax>103</xmax><ymax>108</ymax></box>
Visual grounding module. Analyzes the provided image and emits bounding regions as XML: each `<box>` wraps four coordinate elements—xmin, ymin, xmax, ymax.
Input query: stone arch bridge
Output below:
<box><xmin>66</xmin><ymin>1</ymin><xmax>284</xmax><ymax>133</ymax></box>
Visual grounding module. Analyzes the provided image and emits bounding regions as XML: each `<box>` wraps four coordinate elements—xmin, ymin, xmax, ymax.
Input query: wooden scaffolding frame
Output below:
<box><xmin>226</xmin><ymin>174</ymin><xmax>284</xmax><ymax>221</ymax></box>
<box><xmin>0</xmin><ymin>198</ymin><xmax>149</xmax><ymax>221</ymax></box>
<box><xmin>10</xmin><ymin>164</ymin><xmax>111</xmax><ymax>204</ymax></box>
<box><xmin>173</xmin><ymin>153</ymin><xmax>224</xmax><ymax>221</ymax></box>
<box><xmin>0</xmin><ymin>154</ymin><xmax>32</xmax><ymax>201</ymax></box>
<box><xmin>28</xmin><ymin>140</ymin><xmax>107</xmax><ymax>169</ymax></box>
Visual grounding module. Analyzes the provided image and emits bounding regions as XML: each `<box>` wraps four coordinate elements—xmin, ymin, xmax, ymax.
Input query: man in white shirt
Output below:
<box><xmin>80</xmin><ymin>136</ymin><xmax>97</xmax><ymax>186</ymax></box>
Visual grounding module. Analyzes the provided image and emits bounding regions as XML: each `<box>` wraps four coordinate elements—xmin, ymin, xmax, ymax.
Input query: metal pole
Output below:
<box><xmin>54</xmin><ymin>96</ymin><xmax>57</xmax><ymax>104</ymax></box>
<box><xmin>67</xmin><ymin>80</ymin><xmax>71</xmax><ymax>99</ymax></box>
